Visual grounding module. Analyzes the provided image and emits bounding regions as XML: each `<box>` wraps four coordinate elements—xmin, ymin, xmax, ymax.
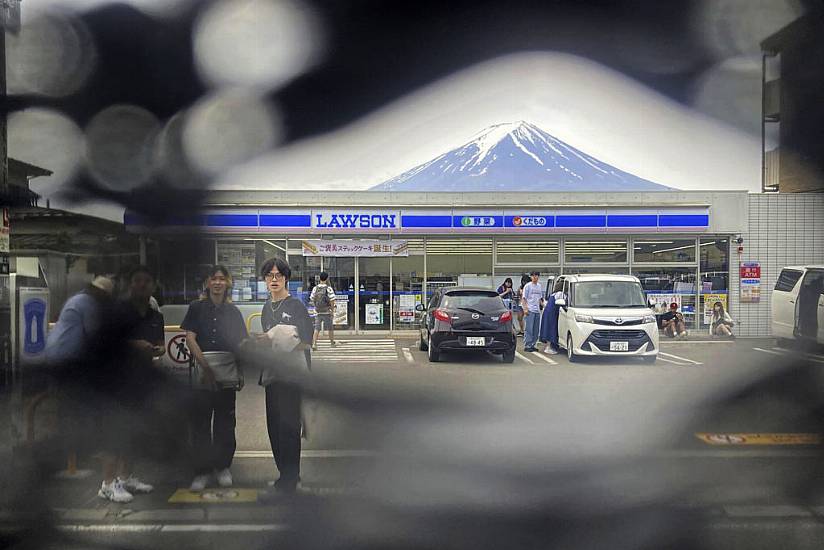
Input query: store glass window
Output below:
<box><xmin>159</xmin><ymin>238</ymin><xmax>215</xmax><ymax>305</ymax></box>
<box><xmin>564</xmin><ymin>239</ymin><xmax>627</xmax><ymax>263</ymax></box>
<box><xmin>216</xmin><ymin>241</ymin><xmax>259</xmax><ymax>302</ymax></box>
<box><xmin>699</xmin><ymin>238</ymin><xmax>730</xmax><ymax>329</ymax></box>
<box><xmin>633</xmin><ymin>239</ymin><xmax>696</xmax><ymax>263</ymax></box>
<box><xmin>426</xmin><ymin>238</ymin><xmax>493</xmax><ymax>299</ymax></box>
<box><xmin>634</xmin><ymin>267</ymin><xmax>698</xmax><ymax>329</ymax></box>
<box><xmin>495</xmin><ymin>239</ymin><xmax>559</xmax><ymax>264</ymax></box>
<box><xmin>285</xmin><ymin>236</ymin><xmax>319</xmax><ymax>305</ymax></box>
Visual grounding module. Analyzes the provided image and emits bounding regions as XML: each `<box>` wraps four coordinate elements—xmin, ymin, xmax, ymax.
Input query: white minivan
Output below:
<box><xmin>771</xmin><ymin>266</ymin><xmax>824</xmax><ymax>346</ymax></box>
<box><xmin>553</xmin><ymin>274</ymin><xmax>659</xmax><ymax>363</ymax></box>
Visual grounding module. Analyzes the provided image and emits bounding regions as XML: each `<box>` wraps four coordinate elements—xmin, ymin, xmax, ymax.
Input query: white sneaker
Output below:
<box><xmin>98</xmin><ymin>478</ymin><xmax>134</xmax><ymax>503</ymax></box>
<box><xmin>544</xmin><ymin>347</ymin><xmax>559</xmax><ymax>355</ymax></box>
<box><xmin>190</xmin><ymin>474</ymin><xmax>211</xmax><ymax>491</ymax></box>
<box><xmin>122</xmin><ymin>475</ymin><xmax>153</xmax><ymax>494</ymax></box>
<box><xmin>216</xmin><ymin>468</ymin><xmax>233</xmax><ymax>488</ymax></box>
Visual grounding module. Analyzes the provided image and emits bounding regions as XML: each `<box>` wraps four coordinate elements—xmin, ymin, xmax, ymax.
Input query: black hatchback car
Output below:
<box><xmin>417</xmin><ymin>287</ymin><xmax>516</xmax><ymax>363</ymax></box>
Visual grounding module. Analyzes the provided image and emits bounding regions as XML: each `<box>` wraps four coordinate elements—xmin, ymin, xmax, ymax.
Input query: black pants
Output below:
<box><xmin>265</xmin><ymin>382</ymin><xmax>302</xmax><ymax>483</ymax></box>
<box><xmin>191</xmin><ymin>389</ymin><xmax>236</xmax><ymax>475</ymax></box>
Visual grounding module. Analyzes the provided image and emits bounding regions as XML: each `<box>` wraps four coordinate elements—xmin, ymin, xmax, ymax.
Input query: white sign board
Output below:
<box><xmin>302</xmin><ymin>240</ymin><xmax>408</xmax><ymax>257</ymax></box>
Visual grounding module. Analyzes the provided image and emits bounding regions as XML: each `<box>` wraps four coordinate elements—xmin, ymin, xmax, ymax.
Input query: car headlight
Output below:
<box><xmin>642</xmin><ymin>315</ymin><xmax>656</xmax><ymax>324</ymax></box>
<box><xmin>575</xmin><ymin>313</ymin><xmax>593</xmax><ymax>323</ymax></box>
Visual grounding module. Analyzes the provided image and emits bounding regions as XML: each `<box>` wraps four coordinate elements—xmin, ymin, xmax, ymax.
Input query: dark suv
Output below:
<box><xmin>417</xmin><ymin>287</ymin><xmax>516</xmax><ymax>363</ymax></box>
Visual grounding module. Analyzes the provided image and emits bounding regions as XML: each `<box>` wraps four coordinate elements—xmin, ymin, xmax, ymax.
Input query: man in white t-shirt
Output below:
<box><xmin>310</xmin><ymin>272</ymin><xmax>337</xmax><ymax>351</ymax></box>
<box><xmin>520</xmin><ymin>271</ymin><xmax>544</xmax><ymax>352</ymax></box>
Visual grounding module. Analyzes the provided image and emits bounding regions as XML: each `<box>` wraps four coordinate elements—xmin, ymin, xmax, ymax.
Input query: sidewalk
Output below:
<box><xmin>0</xmin><ymin>452</ymin><xmax>351</xmax><ymax>530</ymax></box>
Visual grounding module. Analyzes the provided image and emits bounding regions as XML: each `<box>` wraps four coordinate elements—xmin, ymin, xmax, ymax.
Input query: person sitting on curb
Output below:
<box><xmin>660</xmin><ymin>302</ymin><xmax>688</xmax><ymax>339</ymax></box>
<box><xmin>709</xmin><ymin>301</ymin><xmax>736</xmax><ymax>339</ymax></box>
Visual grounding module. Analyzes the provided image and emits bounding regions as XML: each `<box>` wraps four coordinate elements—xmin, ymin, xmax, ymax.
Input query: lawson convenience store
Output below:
<box><xmin>127</xmin><ymin>190</ymin><xmax>747</xmax><ymax>333</ymax></box>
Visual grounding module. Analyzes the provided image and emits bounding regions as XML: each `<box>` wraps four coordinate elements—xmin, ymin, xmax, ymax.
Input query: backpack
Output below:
<box><xmin>313</xmin><ymin>284</ymin><xmax>332</xmax><ymax>312</ymax></box>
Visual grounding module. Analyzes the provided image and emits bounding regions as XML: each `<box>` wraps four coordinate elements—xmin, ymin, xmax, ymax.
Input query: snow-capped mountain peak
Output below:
<box><xmin>372</xmin><ymin>121</ymin><xmax>673</xmax><ymax>192</ymax></box>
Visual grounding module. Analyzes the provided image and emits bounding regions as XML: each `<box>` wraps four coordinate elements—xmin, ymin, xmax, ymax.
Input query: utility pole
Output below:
<box><xmin>1</xmin><ymin>0</ymin><xmax>21</xmax><ymax>389</ymax></box>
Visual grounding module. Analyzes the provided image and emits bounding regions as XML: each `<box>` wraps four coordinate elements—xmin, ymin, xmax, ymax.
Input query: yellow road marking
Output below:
<box><xmin>168</xmin><ymin>488</ymin><xmax>258</xmax><ymax>504</ymax></box>
<box><xmin>695</xmin><ymin>433</ymin><xmax>822</xmax><ymax>446</ymax></box>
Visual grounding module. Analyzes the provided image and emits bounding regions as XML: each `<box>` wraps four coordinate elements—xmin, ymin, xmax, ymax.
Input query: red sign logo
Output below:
<box><xmin>167</xmin><ymin>334</ymin><xmax>191</xmax><ymax>364</ymax></box>
<box><xmin>512</xmin><ymin>216</ymin><xmax>522</xmax><ymax>226</ymax></box>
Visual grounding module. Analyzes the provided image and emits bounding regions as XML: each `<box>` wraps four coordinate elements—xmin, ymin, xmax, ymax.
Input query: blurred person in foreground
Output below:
<box><xmin>46</xmin><ymin>278</ymin><xmax>114</xmax><ymax>494</ymax></box>
<box><xmin>182</xmin><ymin>265</ymin><xmax>248</xmax><ymax>491</ymax></box>
<box><xmin>95</xmin><ymin>265</ymin><xmax>167</xmax><ymax>502</ymax></box>
<box><xmin>256</xmin><ymin>257</ymin><xmax>313</xmax><ymax>493</ymax></box>
<box><xmin>46</xmin><ymin>275</ymin><xmax>157</xmax><ymax>502</ymax></box>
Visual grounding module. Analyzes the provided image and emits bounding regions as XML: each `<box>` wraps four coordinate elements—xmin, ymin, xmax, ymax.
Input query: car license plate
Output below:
<box><xmin>610</xmin><ymin>341</ymin><xmax>629</xmax><ymax>352</ymax></box>
<box><xmin>466</xmin><ymin>337</ymin><xmax>485</xmax><ymax>346</ymax></box>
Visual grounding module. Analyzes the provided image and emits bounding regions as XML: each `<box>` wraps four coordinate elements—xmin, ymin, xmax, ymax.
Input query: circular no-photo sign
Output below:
<box><xmin>167</xmin><ymin>334</ymin><xmax>191</xmax><ymax>364</ymax></box>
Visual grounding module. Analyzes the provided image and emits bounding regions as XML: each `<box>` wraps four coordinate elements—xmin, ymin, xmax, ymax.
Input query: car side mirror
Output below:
<box><xmin>415</xmin><ymin>304</ymin><xmax>425</xmax><ymax>312</ymax></box>
<box><xmin>555</xmin><ymin>298</ymin><xmax>566</xmax><ymax>308</ymax></box>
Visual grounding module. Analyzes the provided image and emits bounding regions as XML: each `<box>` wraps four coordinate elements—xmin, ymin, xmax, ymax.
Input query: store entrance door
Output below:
<box><xmin>322</xmin><ymin>257</ymin><xmax>355</xmax><ymax>332</ymax></box>
<box><xmin>310</xmin><ymin>256</ymin><xmax>393</xmax><ymax>333</ymax></box>
<box><xmin>358</xmin><ymin>257</ymin><xmax>390</xmax><ymax>331</ymax></box>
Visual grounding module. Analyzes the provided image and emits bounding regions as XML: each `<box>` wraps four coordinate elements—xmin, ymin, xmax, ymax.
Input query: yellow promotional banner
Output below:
<box><xmin>695</xmin><ymin>433</ymin><xmax>822</xmax><ymax>446</ymax></box>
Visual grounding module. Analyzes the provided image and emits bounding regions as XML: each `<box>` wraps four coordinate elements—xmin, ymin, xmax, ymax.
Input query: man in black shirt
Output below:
<box><xmin>660</xmin><ymin>302</ymin><xmax>687</xmax><ymax>339</ymax></box>
<box><xmin>98</xmin><ymin>265</ymin><xmax>165</xmax><ymax>503</ymax></box>
<box><xmin>258</xmin><ymin>257</ymin><xmax>313</xmax><ymax>493</ymax></box>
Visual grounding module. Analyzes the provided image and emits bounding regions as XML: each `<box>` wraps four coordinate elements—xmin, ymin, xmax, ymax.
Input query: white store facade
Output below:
<box><xmin>127</xmin><ymin>190</ymin><xmax>824</xmax><ymax>337</ymax></box>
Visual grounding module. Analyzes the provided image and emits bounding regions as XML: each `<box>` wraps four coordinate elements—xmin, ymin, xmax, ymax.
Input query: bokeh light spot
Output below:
<box><xmin>193</xmin><ymin>0</ymin><xmax>324</xmax><ymax>90</ymax></box>
<box><xmin>182</xmin><ymin>90</ymin><xmax>283</xmax><ymax>175</ymax></box>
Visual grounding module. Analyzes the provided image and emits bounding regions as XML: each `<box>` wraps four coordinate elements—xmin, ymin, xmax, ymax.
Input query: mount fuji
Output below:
<box><xmin>371</xmin><ymin>121</ymin><xmax>673</xmax><ymax>192</ymax></box>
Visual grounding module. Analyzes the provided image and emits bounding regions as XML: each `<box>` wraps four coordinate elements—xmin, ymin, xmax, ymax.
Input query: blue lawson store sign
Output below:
<box><xmin>125</xmin><ymin>208</ymin><xmax>710</xmax><ymax>233</ymax></box>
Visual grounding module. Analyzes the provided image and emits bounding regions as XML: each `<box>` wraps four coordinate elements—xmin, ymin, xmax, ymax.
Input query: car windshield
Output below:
<box><xmin>572</xmin><ymin>281</ymin><xmax>647</xmax><ymax>308</ymax></box>
<box><xmin>441</xmin><ymin>292</ymin><xmax>505</xmax><ymax>312</ymax></box>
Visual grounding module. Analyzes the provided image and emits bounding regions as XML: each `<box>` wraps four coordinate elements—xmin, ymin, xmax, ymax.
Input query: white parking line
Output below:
<box><xmin>514</xmin><ymin>351</ymin><xmax>534</xmax><ymax>364</ymax></box>
<box><xmin>55</xmin><ymin>524</ymin><xmax>289</xmax><ymax>533</ymax></box>
<box><xmin>661</xmin><ymin>340</ymin><xmax>734</xmax><ymax>345</ymax></box>
<box><xmin>772</xmin><ymin>347</ymin><xmax>824</xmax><ymax>362</ymax></box>
<box><xmin>402</xmin><ymin>348</ymin><xmax>414</xmax><ymax>363</ymax></box>
<box><xmin>754</xmin><ymin>347</ymin><xmax>786</xmax><ymax>357</ymax></box>
<box><xmin>658</xmin><ymin>356</ymin><xmax>688</xmax><ymax>365</ymax></box>
<box><xmin>533</xmin><ymin>352</ymin><xmax>558</xmax><ymax>365</ymax></box>
<box><xmin>658</xmin><ymin>351</ymin><xmax>702</xmax><ymax>365</ymax></box>
<box><xmin>235</xmin><ymin>449</ymin><xmax>376</xmax><ymax>459</ymax></box>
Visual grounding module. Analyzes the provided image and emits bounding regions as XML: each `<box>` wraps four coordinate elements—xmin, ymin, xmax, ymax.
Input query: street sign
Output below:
<box><xmin>18</xmin><ymin>287</ymin><xmax>49</xmax><ymax>365</ymax></box>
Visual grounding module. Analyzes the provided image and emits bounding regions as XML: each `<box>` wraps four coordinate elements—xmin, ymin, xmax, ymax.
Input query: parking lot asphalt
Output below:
<box><xmin>6</xmin><ymin>336</ymin><xmax>824</xmax><ymax>549</ymax></box>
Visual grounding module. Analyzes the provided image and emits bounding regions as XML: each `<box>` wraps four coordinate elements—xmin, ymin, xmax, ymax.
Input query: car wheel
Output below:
<box><xmin>566</xmin><ymin>334</ymin><xmax>578</xmax><ymax>363</ymax></box>
<box><xmin>427</xmin><ymin>335</ymin><xmax>440</xmax><ymax>362</ymax></box>
<box><xmin>643</xmin><ymin>355</ymin><xmax>657</xmax><ymax>364</ymax></box>
<box><xmin>502</xmin><ymin>347</ymin><xmax>516</xmax><ymax>363</ymax></box>
<box><xmin>419</xmin><ymin>332</ymin><xmax>428</xmax><ymax>351</ymax></box>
